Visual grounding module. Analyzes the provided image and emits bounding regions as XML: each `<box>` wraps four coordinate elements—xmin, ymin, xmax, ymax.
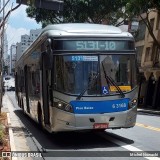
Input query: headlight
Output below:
<box><xmin>54</xmin><ymin>99</ymin><xmax>73</xmax><ymax>113</ymax></box>
<box><xmin>58</xmin><ymin>102</ymin><xmax>63</xmax><ymax>109</ymax></box>
<box><xmin>128</xmin><ymin>98</ymin><xmax>137</xmax><ymax>109</ymax></box>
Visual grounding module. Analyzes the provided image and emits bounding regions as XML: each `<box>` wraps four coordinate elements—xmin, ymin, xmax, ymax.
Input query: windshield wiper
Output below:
<box><xmin>102</xmin><ymin>62</ymin><xmax>125</xmax><ymax>98</ymax></box>
<box><xmin>76</xmin><ymin>72</ymin><xmax>99</xmax><ymax>100</ymax></box>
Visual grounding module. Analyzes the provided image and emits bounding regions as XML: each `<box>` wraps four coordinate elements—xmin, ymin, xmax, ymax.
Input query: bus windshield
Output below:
<box><xmin>54</xmin><ymin>55</ymin><xmax>136</xmax><ymax>96</ymax></box>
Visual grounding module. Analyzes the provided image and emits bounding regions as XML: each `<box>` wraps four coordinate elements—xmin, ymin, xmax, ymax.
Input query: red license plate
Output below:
<box><xmin>93</xmin><ymin>123</ymin><xmax>109</xmax><ymax>129</ymax></box>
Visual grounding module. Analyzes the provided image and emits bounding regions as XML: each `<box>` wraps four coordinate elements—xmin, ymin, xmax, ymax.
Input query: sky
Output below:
<box><xmin>3</xmin><ymin>0</ymin><xmax>41</xmax><ymax>52</ymax></box>
<box><xmin>2</xmin><ymin>0</ymin><xmax>129</xmax><ymax>54</ymax></box>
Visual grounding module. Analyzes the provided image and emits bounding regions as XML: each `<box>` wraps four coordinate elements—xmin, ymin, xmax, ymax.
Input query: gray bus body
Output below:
<box><xmin>15</xmin><ymin>23</ymin><xmax>137</xmax><ymax>132</ymax></box>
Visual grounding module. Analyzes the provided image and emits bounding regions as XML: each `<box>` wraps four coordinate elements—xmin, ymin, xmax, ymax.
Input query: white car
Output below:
<box><xmin>3</xmin><ymin>76</ymin><xmax>15</xmax><ymax>91</ymax></box>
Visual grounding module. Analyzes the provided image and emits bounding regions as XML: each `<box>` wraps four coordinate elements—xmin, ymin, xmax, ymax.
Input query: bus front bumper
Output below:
<box><xmin>52</xmin><ymin>107</ymin><xmax>137</xmax><ymax>132</ymax></box>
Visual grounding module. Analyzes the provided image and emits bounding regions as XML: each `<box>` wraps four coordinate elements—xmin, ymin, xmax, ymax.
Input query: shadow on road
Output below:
<box><xmin>138</xmin><ymin>112</ymin><xmax>160</xmax><ymax>117</ymax></box>
<box><xmin>13</xmin><ymin>109</ymin><xmax>134</xmax><ymax>151</ymax></box>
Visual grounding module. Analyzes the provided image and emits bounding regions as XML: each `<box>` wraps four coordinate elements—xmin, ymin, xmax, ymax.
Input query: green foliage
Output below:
<box><xmin>125</xmin><ymin>0</ymin><xmax>160</xmax><ymax>49</ymax></box>
<box><xmin>26</xmin><ymin>0</ymin><xmax>128</xmax><ymax>27</ymax></box>
<box><xmin>126</xmin><ymin>0</ymin><xmax>160</xmax><ymax>18</ymax></box>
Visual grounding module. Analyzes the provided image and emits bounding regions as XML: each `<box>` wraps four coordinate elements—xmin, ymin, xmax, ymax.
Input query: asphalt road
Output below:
<box><xmin>4</xmin><ymin>92</ymin><xmax>160</xmax><ymax>160</ymax></box>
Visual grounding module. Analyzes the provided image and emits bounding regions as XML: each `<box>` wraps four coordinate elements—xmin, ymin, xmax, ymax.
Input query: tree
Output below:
<box><xmin>0</xmin><ymin>4</ymin><xmax>21</xmax><ymax>30</ymax></box>
<box><xmin>26</xmin><ymin>0</ymin><xmax>128</xmax><ymax>27</ymax></box>
<box><xmin>126</xmin><ymin>0</ymin><xmax>160</xmax><ymax>49</ymax></box>
<box><xmin>0</xmin><ymin>2</ymin><xmax>21</xmax><ymax>113</ymax></box>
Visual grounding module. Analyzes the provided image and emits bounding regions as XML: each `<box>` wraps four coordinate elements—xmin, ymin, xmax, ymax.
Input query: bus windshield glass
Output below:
<box><xmin>54</xmin><ymin>54</ymin><xmax>136</xmax><ymax>96</ymax></box>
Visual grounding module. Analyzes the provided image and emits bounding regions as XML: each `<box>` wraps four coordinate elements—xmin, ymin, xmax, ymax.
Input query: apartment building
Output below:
<box><xmin>10</xmin><ymin>44</ymin><xmax>16</xmax><ymax>75</ymax></box>
<box><xmin>3</xmin><ymin>33</ymin><xmax>8</xmax><ymax>66</ymax></box>
<box><xmin>136</xmin><ymin>10</ymin><xmax>160</xmax><ymax>110</ymax></box>
<box><xmin>16</xmin><ymin>29</ymin><xmax>41</xmax><ymax>61</ymax></box>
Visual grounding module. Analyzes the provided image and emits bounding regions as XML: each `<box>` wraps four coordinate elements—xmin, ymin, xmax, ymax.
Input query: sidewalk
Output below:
<box><xmin>2</xmin><ymin>94</ymin><xmax>32</xmax><ymax>160</ymax></box>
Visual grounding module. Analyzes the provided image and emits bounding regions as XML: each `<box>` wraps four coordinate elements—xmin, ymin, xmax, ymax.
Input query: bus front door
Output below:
<box><xmin>42</xmin><ymin>56</ymin><xmax>50</xmax><ymax>125</ymax></box>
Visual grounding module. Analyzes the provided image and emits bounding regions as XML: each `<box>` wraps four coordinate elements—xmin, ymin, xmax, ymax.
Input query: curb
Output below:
<box><xmin>7</xmin><ymin>113</ymin><xmax>17</xmax><ymax>160</ymax></box>
<box><xmin>137</xmin><ymin>109</ymin><xmax>160</xmax><ymax>115</ymax></box>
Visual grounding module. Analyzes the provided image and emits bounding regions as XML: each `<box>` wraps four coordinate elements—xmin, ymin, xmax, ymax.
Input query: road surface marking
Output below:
<box><xmin>136</xmin><ymin>123</ymin><xmax>160</xmax><ymax>132</ymax></box>
<box><xmin>98</xmin><ymin>132</ymin><xmax>160</xmax><ymax>160</ymax></box>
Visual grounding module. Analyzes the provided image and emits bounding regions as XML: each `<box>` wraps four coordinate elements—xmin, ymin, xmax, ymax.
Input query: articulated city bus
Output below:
<box><xmin>15</xmin><ymin>23</ymin><xmax>138</xmax><ymax>133</ymax></box>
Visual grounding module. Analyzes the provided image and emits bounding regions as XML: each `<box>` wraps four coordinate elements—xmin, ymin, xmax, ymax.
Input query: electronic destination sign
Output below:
<box><xmin>54</xmin><ymin>40</ymin><xmax>135</xmax><ymax>51</ymax></box>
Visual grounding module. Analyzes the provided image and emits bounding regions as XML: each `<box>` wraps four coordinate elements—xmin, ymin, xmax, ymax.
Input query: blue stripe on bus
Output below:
<box><xmin>70</xmin><ymin>98</ymin><xmax>130</xmax><ymax>114</ymax></box>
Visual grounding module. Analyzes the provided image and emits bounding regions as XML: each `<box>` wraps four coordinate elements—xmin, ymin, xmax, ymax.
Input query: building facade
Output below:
<box><xmin>3</xmin><ymin>33</ymin><xmax>8</xmax><ymax>64</ymax></box>
<box><xmin>136</xmin><ymin>10</ymin><xmax>160</xmax><ymax>110</ymax></box>
<box><xmin>10</xmin><ymin>44</ymin><xmax>16</xmax><ymax>75</ymax></box>
<box><xmin>16</xmin><ymin>29</ymin><xmax>41</xmax><ymax>61</ymax></box>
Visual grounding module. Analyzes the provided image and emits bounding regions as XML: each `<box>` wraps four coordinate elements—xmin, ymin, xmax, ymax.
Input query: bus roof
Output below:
<box><xmin>40</xmin><ymin>23</ymin><xmax>133</xmax><ymax>37</ymax></box>
<box><xmin>16</xmin><ymin>23</ymin><xmax>134</xmax><ymax>66</ymax></box>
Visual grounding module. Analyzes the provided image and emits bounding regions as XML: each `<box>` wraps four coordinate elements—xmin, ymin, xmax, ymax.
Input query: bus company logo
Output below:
<box><xmin>2</xmin><ymin>152</ymin><xmax>11</xmax><ymax>158</ymax></box>
<box><xmin>76</xmin><ymin>106</ymin><xmax>94</xmax><ymax>110</ymax></box>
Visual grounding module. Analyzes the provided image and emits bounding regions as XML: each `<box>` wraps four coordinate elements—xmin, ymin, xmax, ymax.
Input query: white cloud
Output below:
<box><xmin>10</xmin><ymin>4</ymin><xmax>36</xmax><ymax>23</ymax></box>
<box><xmin>7</xmin><ymin>3</ymin><xmax>26</xmax><ymax>17</ymax></box>
<box><xmin>5</xmin><ymin>1</ymin><xmax>41</xmax><ymax>52</ymax></box>
<box><xmin>9</xmin><ymin>4</ymin><xmax>40</xmax><ymax>26</ymax></box>
<box><xmin>6</xmin><ymin>24</ymin><xmax>30</xmax><ymax>49</ymax></box>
